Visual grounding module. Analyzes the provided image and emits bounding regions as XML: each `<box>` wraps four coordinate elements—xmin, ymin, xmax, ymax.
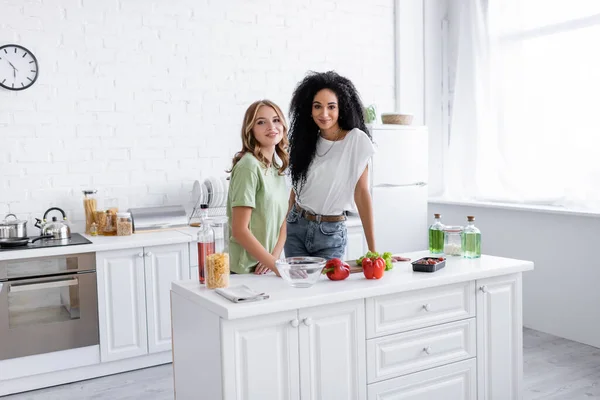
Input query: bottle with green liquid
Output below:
<box><xmin>462</xmin><ymin>216</ymin><xmax>481</xmax><ymax>258</ymax></box>
<box><xmin>428</xmin><ymin>213</ymin><xmax>445</xmax><ymax>254</ymax></box>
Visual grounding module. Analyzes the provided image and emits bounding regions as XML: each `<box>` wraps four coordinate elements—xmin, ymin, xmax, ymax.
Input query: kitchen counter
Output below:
<box><xmin>172</xmin><ymin>251</ymin><xmax>533</xmax><ymax>320</ymax></box>
<box><xmin>171</xmin><ymin>253</ymin><xmax>534</xmax><ymax>400</ymax></box>
<box><xmin>0</xmin><ymin>230</ymin><xmax>195</xmax><ymax>261</ymax></box>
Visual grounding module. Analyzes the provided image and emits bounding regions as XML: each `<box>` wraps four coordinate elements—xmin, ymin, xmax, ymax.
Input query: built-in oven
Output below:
<box><xmin>0</xmin><ymin>253</ymin><xmax>98</xmax><ymax>361</ymax></box>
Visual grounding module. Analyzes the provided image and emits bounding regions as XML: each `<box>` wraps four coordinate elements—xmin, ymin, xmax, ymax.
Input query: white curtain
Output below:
<box><xmin>446</xmin><ymin>0</ymin><xmax>600</xmax><ymax>210</ymax></box>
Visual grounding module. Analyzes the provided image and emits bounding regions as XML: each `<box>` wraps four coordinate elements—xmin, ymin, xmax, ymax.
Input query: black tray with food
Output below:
<box><xmin>412</xmin><ymin>257</ymin><xmax>446</xmax><ymax>273</ymax></box>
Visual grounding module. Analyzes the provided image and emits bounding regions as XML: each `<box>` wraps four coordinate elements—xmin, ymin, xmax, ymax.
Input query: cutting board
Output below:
<box><xmin>346</xmin><ymin>257</ymin><xmax>412</xmax><ymax>274</ymax></box>
<box><xmin>346</xmin><ymin>260</ymin><xmax>363</xmax><ymax>274</ymax></box>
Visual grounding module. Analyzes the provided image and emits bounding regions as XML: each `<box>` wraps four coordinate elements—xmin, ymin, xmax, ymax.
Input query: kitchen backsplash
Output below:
<box><xmin>0</xmin><ymin>0</ymin><xmax>395</xmax><ymax>232</ymax></box>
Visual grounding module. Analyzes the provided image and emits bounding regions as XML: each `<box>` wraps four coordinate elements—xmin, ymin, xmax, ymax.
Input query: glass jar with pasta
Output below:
<box><xmin>82</xmin><ymin>190</ymin><xmax>98</xmax><ymax>235</ymax></box>
<box><xmin>205</xmin><ymin>217</ymin><xmax>230</xmax><ymax>289</ymax></box>
<box><xmin>116</xmin><ymin>212</ymin><xmax>133</xmax><ymax>236</ymax></box>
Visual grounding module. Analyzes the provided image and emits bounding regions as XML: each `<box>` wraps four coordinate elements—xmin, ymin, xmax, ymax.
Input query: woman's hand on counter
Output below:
<box><xmin>254</xmin><ymin>261</ymin><xmax>270</xmax><ymax>275</ymax></box>
<box><xmin>254</xmin><ymin>257</ymin><xmax>280</xmax><ymax>277</ymax></box>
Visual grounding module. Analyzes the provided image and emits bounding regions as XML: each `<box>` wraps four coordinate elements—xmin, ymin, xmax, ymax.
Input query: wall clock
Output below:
<box><xmin>0</xmin><ymin>44</ymin><xmax>39</xmax><ymax>91</ymax></box>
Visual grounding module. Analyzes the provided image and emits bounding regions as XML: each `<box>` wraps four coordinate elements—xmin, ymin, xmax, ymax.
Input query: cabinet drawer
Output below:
<box><xmin>367</xmin><ymin>319</ymin><xmax>476</xmax><ymax>383</ymax></box>
<box><xmin>366</xmin><ymin>281</ymin><xmax>475</xmax><ymax>338</ymax></box>
<box><xmin>367</xmin><ymin>358</ymin><xmax>477</xmax><ymax>400</ymax></box>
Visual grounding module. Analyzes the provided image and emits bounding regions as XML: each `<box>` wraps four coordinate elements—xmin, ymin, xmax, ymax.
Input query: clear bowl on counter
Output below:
<box><xmin>275</xmin><ymin>257</ymin><xmax>327</xmax><ymax>288</ymax></box>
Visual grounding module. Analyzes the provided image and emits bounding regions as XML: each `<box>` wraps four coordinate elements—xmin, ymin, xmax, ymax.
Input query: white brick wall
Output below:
<box><xmin>0</xmin><ymin>0</ymin><xmax>396</xmax><ymax>232</ymax></box>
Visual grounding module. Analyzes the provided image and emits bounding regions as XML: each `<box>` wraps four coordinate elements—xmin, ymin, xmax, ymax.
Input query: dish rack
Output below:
<box><xmin>188</xmin><ymin>176</ymin><xmax>229</xmax><ymax>226</ymax></box>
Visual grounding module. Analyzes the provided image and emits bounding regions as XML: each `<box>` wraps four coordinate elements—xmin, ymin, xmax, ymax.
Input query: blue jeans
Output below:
<box><xmin>284</xmin><ymin>205</ymin><xmax>347</xmax><ymax>260</ymax></box>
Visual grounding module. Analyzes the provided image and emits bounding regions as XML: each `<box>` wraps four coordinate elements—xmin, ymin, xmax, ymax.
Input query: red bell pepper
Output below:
<box><xmin>372</xmin><ymin>257</ymin><xmax>386</xmax><ymax>278</ymax></box>
<box><xmin>323</xmin><ymin>258</ymin><xmax>350</xmax><ymax>281</ymax></box>
<box><xmin>362</xmin><ymin>258</ymin><xmax>374</xmax><ymax>279</ymax></box>
<box><xmin>363</xmin><ymin>257</ymin><xmax>385</xmax><ymax>280</ymax></box>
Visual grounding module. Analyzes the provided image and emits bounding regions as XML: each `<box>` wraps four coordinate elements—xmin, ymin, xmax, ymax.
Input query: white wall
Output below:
<box><xmin>429</xmin><ymin>202</ymin><xmax>600</xmax><ymax>349</ymax></box>
<box><xmin>0</xmin><ymin>0</ymin><xmax>396</xmax><ymax>231</ymax></box>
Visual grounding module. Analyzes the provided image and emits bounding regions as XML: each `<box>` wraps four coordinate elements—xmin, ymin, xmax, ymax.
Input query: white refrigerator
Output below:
<box><xmin>369</xmin><ymin>124</ymin><xmax>429</xmax><ymax>254</ymax></box>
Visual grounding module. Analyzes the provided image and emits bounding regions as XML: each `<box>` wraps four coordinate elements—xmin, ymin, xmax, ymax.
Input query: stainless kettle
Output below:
<box><xmin>35</xmin><ymin>207</ymin><xmax>71</xmax><ymax>239</ymax></box>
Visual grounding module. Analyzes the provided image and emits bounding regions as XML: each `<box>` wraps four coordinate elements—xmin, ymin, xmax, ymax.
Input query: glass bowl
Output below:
<box><xmin>275</xmin><ymin>257</ymin><xmax>327</xmax><ymax>288</ymax></box>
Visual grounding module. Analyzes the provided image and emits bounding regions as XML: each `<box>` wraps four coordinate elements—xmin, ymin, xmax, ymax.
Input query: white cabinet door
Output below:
<box><xmin>96</xmin><ymin>248</ymin><xmax>148</xmax><ymax>362</ymax></box>
<box><xmin>299</xmin><ymin>299</ymin><xmax>367</xmax><ymax>400</ymax></box>
<box><xmin>144</xmin><ymin>243</ymin><xmax>190</xmax><ymax>354</ymax></box>
<box><xmin>222</xmin><ymin>311</ymin><xmax>301</xmax><ymax>400</ymax></box>
<box><xmin>477</xmin><ymin>273</ymin><xmax>523</xmax><ymax>400</ymax></box>
<box><xmin>345</xmin><ymin>226</ymin><xmax>366</xmax><ymax>262</ymax></box>
<box><xmin>367</xmin><ymin>358</ymin><xmax>476</xmax><ymax>400</ymax></box>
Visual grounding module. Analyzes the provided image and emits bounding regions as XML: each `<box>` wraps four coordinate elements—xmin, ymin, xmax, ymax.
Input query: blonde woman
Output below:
<box><xmin>227</xmin><ymin>100</ymin><xmax>290</xmax><ymax>275</ymax></box>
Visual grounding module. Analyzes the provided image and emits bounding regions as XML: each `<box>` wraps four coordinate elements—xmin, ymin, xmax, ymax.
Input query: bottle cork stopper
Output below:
<box><xmin>467</xmin><ymin>216</ymin><xmax>475</xmax><ymax>221</ymax></box>
<box><xmin>434</xmin><ymin>213</ymin><xmax>441</xmax><ymax>218</ymax></box>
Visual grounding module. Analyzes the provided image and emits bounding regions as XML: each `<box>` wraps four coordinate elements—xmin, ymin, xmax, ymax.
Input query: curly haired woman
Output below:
<box><xmin>285</xmin><ymin>71</ymin><xmax>376</xmax><ymax>260</ymax></box>
<box><xmin>227</xmin><ymin>100</ymin><xmax>290</xmax><ymax>275</ymax></box>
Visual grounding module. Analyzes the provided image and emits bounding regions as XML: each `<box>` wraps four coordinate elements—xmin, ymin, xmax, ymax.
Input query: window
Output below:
<box><xmin>447</xmin><ymin>0</ymin><xmax>600</xmax><ymax>209</ymax></box>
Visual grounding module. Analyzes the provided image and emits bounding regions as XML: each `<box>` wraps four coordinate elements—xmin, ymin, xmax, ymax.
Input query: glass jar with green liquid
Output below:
<box><xmin>428</xmin><ymin>213</ymin><xmax>445</xmax><ymax>254</ymax></box>
<box><xmin>462</xmin><ymin>216</ymin><xmax>481</xmax><ymax>258</ymax></box>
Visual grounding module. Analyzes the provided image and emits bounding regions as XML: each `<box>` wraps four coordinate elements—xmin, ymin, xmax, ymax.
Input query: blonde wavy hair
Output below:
<box><xmin>228</xmin><ymin>100</ymin><xmax>289</xmax><ymax>175</ymax></box>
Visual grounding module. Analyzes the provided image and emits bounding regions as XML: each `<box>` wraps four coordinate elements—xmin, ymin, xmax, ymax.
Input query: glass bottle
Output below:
<box><xmin>462</xmin><ymin>216</ymin><xmax>481</xmax><ymax>258</ymax></box>
<box><xmin>90</xmin><ymin>222</ymin><xmax>98</xmax><ymax>237</ymax></box>
<box><xmin>205</xmin><ymin>216</ymin><xmax>230</xmax><ymax>289</ymax></box>
<box><xmin>197</xmin><ymin>205</ymin><xmax>215</xmax><ymax>284</ymax></box>
<box><xmin>428</xmin><ymin>213</ymin><xmax>445</xmax><ymax>254</ymax></box>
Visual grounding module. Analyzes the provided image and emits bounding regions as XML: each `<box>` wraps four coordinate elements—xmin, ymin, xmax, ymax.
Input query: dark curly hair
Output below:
<box><xmin>288</xmin><ymin>70</ymin><xmax>371</xmax><ymax>194</ymax></box>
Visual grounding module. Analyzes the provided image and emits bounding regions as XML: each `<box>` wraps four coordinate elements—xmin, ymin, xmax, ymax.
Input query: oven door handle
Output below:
<box><xmin>10</xmin><ymin>277</ymin><xmax>78</xmax><ymax>293</ymax></box>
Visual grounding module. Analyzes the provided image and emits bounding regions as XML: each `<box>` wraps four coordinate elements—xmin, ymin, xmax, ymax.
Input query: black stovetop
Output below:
<box><xmin>0</xmin><ymin>233</ymin><xmax>92</xmax><ymax>252</ymax></box>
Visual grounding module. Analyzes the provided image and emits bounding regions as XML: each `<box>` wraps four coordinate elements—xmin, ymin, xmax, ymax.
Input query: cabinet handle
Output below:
<box><xmin>145</xmin><ymin>252</ymin><xmax>152</xmax><ymax>257</ymax></box>
<box><xmin>290</xmin><ymin>319</ymin><xmax>299</xmax><ymax>328</ymax></box>
<box><xmin>303</xmin><ymin>317</ymin><xmax>313</xmax><ymax>326</ymax></box>
<box><xmin>138</xmin><ymin>252</ymin><xmax>144</xmax><ymax>258</ymax></box>
<box><xmin>479</xmin><ymin>285</ymin><xmax>488</xmax><ymax>293</ymax></box>
<box><xmin>423</xmin><ymin>346</ymin><xmax>432</xmax><ymax>355</ymax></box>
<box><xmin>423</xmin><ymin>303</ymin><xmax>431</xmax><ymax>312</ymax></box>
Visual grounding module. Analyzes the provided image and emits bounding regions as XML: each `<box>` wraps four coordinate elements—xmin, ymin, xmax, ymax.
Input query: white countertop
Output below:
<box><xmin>0</xmin><ymin>230</ymin><xmax>194</xmax><ymax>261</ymax></box>
<box><xmin>171</xmin><ymin>251</ymin><xmax>534</xmax><ymax>320</ymax></box>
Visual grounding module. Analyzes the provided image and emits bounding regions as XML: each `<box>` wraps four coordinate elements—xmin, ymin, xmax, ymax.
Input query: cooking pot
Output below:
<box><xmin>0</xmin><ymin>214</ymin><xmax>28</xmax><ymax>239</ymax></box>
<box><xmin>35</xmin><ymin>207</ymin><xmax>71</xmax><ymax>240</ymax></box>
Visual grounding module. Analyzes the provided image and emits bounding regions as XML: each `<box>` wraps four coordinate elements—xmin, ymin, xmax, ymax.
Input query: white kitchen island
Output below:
<box><xmin>170</xmin><ymin>251</ymin><xmax>534</xmax><ymax>400</ymax></box>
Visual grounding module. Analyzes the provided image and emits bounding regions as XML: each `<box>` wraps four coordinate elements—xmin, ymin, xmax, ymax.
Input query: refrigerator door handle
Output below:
<box><xmin>373</xmin><ymin>182</ymin><xmax>427</xmax><ymax>188</ymax></box>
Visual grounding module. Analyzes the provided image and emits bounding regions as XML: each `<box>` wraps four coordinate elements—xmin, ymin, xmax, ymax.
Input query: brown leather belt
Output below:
<box><xmin>295</xmin><ymin>204</ymin><xmax>346</xmax><ymax>223</ymax></box>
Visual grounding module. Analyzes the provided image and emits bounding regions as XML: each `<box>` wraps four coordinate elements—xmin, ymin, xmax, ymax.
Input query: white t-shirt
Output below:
<box><xmin>295</xmin><ymin>128</ymin><xmax>375</xmax><ymax>215</ymax></box>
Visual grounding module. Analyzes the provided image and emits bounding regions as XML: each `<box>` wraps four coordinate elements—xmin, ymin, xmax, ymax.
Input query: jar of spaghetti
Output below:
<box><xmin>82</xmin><ymin>190</ymin><xmax>97</xmax><ymax>235</ymax></box>
<box><xmin>205</xmin><ymin>217</ymin><xmax>230</xmax><ymax>289</ymax></box>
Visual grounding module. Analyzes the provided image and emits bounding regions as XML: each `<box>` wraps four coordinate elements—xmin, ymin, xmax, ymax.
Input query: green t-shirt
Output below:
<box><xmin>227</xmin><ymin>153</ymin><xmax>289</xmax><ymax>274</ymax></box>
